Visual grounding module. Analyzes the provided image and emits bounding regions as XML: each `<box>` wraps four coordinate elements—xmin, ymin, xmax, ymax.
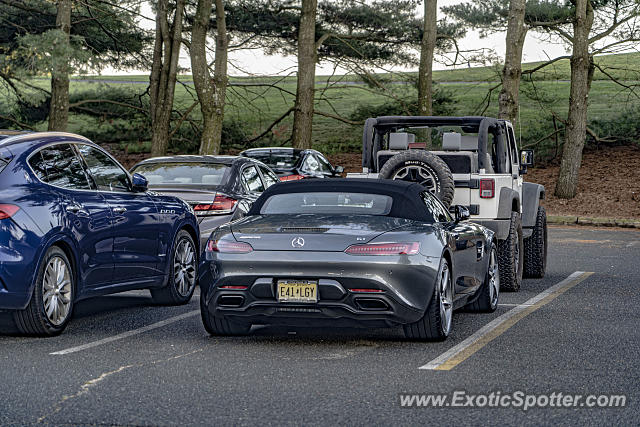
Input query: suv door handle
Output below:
<box><xmin>65</xmin><ymin>204</ymin><xmax>81</xmax><ymax>213</ymax></box>
<box><xmin>113</xmin><ymin>207</ymin><xmax>127</xmax><ymax>214</ymax></box>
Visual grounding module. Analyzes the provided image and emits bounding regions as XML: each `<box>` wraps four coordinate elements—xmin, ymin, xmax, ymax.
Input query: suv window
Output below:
<box><xmin>420</xmin><ymin>191</ymin><xmax>452</xmax><ymax>222</ymax></box>
<box><xmin>241</xmin><ymin>165</ymin><xmax>265</xmax><ymax>193</ymax></box>
<box><xmin>29</xmin><ymin>144</ymin><xmax>92</xmax><ymax>190</ymax></box>
<box><xmin>76</xmin><ymin>144</ymin><xmax>131</xmax><ymax>192</ymax></box>
<box><xmin>257</xmin><ymin>165</ymin><xmax>279</xmax><ymax>188</ymax></box>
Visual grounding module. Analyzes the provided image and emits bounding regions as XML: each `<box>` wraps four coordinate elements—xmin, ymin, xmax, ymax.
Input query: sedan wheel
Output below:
<box><xmin>150</xmin><ymin>230</ymin><xmax>197</xmax><ymax>305</ymax></box>
<box><xmin>404</xmin><ymin>259</ymin><xmax>454</xmax><ymax>341</ymax></box>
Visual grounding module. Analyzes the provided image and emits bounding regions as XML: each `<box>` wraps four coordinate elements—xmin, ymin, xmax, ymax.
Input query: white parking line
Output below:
<box><xmin>419</xmin><ymin>271</ymin><xmax>594</xmax><ymax>371</ymax></box>
<box><xmin>50</xmin><ymin>310</ymin><xmax>200</xmax><ymax>355</ymax></box>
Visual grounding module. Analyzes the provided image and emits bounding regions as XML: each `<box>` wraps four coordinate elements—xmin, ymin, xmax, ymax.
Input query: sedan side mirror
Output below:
<box><xmin>131</xmin><ymin>173</ymin><xmax>149</xmax><ymax>192</ymax></box>
<box><xmin>453</xmin><ymin>205</ymin><xmax>470</xmax><ymax>223</ymax></box>
<box><xmin>334</xmin><ymin>165</ymin><xmax>344</xmax><ymax>175</ymax></box>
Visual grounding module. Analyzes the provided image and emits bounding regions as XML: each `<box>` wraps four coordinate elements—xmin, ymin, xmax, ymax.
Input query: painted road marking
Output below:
<box><xmin>419</xmin><ymin>271</ymin><xmax>594</xmax><ymax>371</ymax></box>
<box><xmin>50</xmin><ymin>310</ymin><xmax>200</xmax><ymax>355</ymax></box>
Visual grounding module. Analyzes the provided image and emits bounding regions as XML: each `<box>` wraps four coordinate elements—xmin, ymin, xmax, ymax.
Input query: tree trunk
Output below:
<box><xmin>150</xmin><ymin>0</ymin><xmax>186</xmax><ymax>157</ymax></box>
<box><xmin>291</xmin><ymin>0</ymin><xmax>317</xmax><ymax>150</ymax></box>
<box><xmin>554</xmin><ymin>0</ymin><xmax>594</xmax><ymax>199</ymax></box>
<box><xmin>498</xmin><ymin>0</ymin><xmax>527</xmax><ymax>124</ymax></box>
<box><xmin>417</xmin><ymin>0</ymin><xmax>437</xmax><ymax>116</ymax></box>
<box><xmin>48</xmin><ymin>0</ymin><xmax>72</xmax><ymax>132</ymax></box>
<box><xmin>191</xmin><ymin>0</ymin><xmax>228</xmax><ymax>155</ymax></box>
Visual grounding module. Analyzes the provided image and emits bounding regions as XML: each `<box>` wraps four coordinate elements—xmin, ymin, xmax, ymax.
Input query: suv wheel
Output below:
<box><xmin>498</xmin><ymin>212</ymin><xmax>524</xmax><ymax>292</ymax></box>
<box><xmin>524</xmin><ymin>206</ymin><xmax>547</xmax><ymax>278</ymax></box>
<box><xmin>379</xmin><ymin>151</ymin><xmax>455</xmax><ymax>207</ymax></box>
<box><xmin>14</xmin><ymin>246</ymin><xmax>74</xmax><ymax>336</ymax></box>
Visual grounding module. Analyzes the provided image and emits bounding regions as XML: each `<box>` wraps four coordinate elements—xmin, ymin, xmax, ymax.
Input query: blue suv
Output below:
<box><xmin>0</xmin><ymin>132</ymin><xmax>199</xmax><ymax>336</ymax></box>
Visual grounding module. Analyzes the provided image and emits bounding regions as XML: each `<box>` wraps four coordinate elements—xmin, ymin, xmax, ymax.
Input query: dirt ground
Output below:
<box><xmin>113</xmin><ymin>145</ymin><xmax>640</xmax><ymax>220</ymax></box>
<box><xmin>327</xmin><ymin>145</ymin><xmax>640</xmax><ymax>220</ymax></box>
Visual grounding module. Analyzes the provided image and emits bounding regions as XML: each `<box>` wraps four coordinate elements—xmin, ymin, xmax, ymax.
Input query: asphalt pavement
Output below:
<box><xmin>1</xmin><ymin>226</ymin><xmax>639</xmax><ymax>425</ymax></box>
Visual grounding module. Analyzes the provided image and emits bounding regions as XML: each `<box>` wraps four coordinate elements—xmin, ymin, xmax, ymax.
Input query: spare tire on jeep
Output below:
<box><xmin>379</xmin><ymin>151</ymin><xmax>455</xmax><ymax>207</ymax></box>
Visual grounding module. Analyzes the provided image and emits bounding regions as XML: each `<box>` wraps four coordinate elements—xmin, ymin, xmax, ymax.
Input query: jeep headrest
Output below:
<box><xmin>389</xmin><ymin>132</ymin><xmax>415</xmax><ymax>150</ymax></box>
<box><xmin>442</xmin><ymin>132</ymin><xmax>462</xmax><ymax>150</ymax></box>
<box><xmin>460</xmin><ymin>135</ymin><xmax>479</xmax><ymax>150</ymax></box>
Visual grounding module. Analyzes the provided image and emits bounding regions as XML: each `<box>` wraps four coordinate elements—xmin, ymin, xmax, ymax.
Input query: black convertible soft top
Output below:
<box><xmin>248</xmin><ymin>178</ymin><xmax>434</xmax><ymax>221</ymax></box>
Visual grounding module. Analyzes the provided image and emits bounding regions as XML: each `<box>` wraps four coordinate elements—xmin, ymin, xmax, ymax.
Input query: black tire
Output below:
<box><xmin>379</xmin><ymin>151</ymin><xmax>455</xmax><ymax>208</ymax></box>
<box><xmin>498</xmin><ymin>212</ymin><xmax>524</xmax><ymax>292</ymax></box>
<box><xmin>13</xmin><ymin>246</ymin><xmax>74</xmax><ymax>336</ymax></box>
<box><xmin>403</xmin><ymin>259</ymin><xmax>453</xmax><ymax>341</ymax></box>
<box><xmin>467</xmin><ymin>243</ymin><xmax>500</xmax><ymax>312</ymax></box>
<box><xmin>524</xmin><ymin>206</ymin><xmax>547</xmax><ymax>278</ymax></box>
<box><xmin>200</xmin><ymin>291</ymin><xmax>250</xmax><ymax>336</ymax></box>
<box><xmin>151</xmin><ymin>230</ymin><xmax>197</xmax><ymax>305</ymax></box>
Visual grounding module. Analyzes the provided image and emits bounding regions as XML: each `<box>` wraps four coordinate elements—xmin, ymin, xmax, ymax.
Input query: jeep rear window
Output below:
<box><xmin>260</xmin><ymin>192</ymin><xmax>393</xmax><ymax>215</ymax></box>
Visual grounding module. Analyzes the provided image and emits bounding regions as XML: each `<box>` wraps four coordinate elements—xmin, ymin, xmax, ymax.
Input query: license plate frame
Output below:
<box><xmin>277</xmin><ymin>280</ymin><xmax>318</xmax><ymax>303</ymax></box>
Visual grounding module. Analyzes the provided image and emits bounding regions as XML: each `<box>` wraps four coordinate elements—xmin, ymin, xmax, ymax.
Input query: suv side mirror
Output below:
<box><xmin>131</xmin><ymin>173</ymin><xmax>149</xmax><ymax>192</ymax></box>
<box><xmin>453</xmin><ymin>205</ymin><xmax>470</xmax><ymax>223</ymax></box>
<box><xmin>520</xmin><ymin>149</ymin><xmax>534</xmax><ymax>167</ymax></box>
<box><xmin>333</xmin><ymin>165</ymin><xmax>344</xmax><ymax>175</ymax></box>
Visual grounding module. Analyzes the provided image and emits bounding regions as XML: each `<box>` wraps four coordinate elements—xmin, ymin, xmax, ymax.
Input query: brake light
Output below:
<box><xmin>279</xmin><ymin>174</ymin><xmax>305</xmax><ymax>181</ymax></box>
<box><xmin>219</xmin><ymin>285</ymin><xmax>248</xmax><ymax>290</ymax></box>
<box><xmin>0</xmin><ymin>204</ymin><xmax>19</xmax><ymax>220</ymax></box>
<box><xmin>193</xmin><ymin>194</ymin><xmax>237</xmax><ymax>215</ymax></box>
<box><xmin>345</xmin><ymin>242</ymin><xmax>420</xmax><ymax>255</ymax></box>
<box><xmin>206</xmin><ymin>239</ymin><xmax>253</xmax><ymax>253</ymax></box>
<box><xmin>480</xmin><ymin>179</ymin><xmax>495</xmax><ymax>198</ymax></box>
<box><xmin>349</xmin><ymin>288</ymin><xmax>384</xmax><ymax>293</ymax></box>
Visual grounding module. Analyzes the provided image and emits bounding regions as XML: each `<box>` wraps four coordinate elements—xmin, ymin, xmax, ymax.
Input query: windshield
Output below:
<box><xmin>260</xmin><ymin>192</ymin><xmax>393</xmax><ymax>215</ymax></box>
<box><xmin>245</xmin><ymin>151</ymin><xmax>302</xmax><ymax>168</ymax></box>
<box><xmin>132</xmin><ymin>162</ymin><xmax>230</xmax><ymax>186</ymax></box>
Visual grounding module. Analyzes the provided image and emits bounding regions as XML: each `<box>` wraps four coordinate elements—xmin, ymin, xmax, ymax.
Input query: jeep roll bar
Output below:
<box><xmin>361</xmin><ymin>116</ymin><xmax>508</xmax><ymax>173</ymax></box>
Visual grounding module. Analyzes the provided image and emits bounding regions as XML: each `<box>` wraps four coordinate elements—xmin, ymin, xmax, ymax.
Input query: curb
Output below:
<box><xmin>548</xmin><ymin>215</ymin><xmax>640</xmax><ymax>229</ymax></box>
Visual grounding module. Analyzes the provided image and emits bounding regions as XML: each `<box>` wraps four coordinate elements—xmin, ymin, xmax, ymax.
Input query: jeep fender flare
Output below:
<box><xmin>522</xmin><ymin>182</ymin><xmax>546</xmax><ymax>231</ymax></box>
<box><xmin>497</xmin><ymin>188</ymin><xmax>521</xmax><ymax>219</ymax></box>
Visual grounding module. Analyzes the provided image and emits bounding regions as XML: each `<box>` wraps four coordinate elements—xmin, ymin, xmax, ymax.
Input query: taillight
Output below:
<box><xmin>480</xmin><ymin>179</ymin><xmax>495</xmax><ymax>198</ymax></box>
<box><xmin>193</xmin><ymin>193</ymin><xmax>237</xmax><ymax>215</ymax></box>
<box><xmin>279</xmin><ymin>174</ymin><xmax>305</xmax><ymax>181</ymax></box>
<box><xmin>349</xmin><ymin>288</ymin><xmax>384</xmax><ymax>293</ymax></box>
<box><xmin>206</xmin><ymin>239</ymin><xmax>253</xmax><ymax>253</ymax></box>
<box><xmin>345</xmin><ymin>242</ymin><xmax>420</xmax><ymax>256</ymax></box>
<box><xmin>219</xmin><ymin>285</ymin><xmax>248</xmax><ymax>290</ymax></box>
<box><xmin>0</xmin><ymin>204</ymin><xmax>19</xmax><ymax>220</ymax></box>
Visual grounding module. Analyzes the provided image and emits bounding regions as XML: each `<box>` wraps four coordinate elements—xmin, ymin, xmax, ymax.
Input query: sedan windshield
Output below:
<box><xmin>245</xmin><ymin>151</ymin><xmax>302</xmax><ymax>168</ymax></box>
<box><xmin>132</xmin><ymin>162</ymin><xmax>229</xmax><ymax>186</ymax></box>
<box><xmin>260</xmin><ymin>192</ymin><xmax>393</xmax><ymax>215</ymax></box>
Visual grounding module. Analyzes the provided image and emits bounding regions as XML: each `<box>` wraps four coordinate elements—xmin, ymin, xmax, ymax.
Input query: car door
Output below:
<box><xmin>76</xmin><ymin>144</ymin><xmax>163</xmax><ymax>285</ymax></box>
<box><xmin>28</xmin><ymin>143</ymin><xmax>114</xmax><ymax>290</ymax></box>
<box><xmin>421</xmin><ymin>192</ymin><xmax>477</xmax><ymax>296</ymax></box>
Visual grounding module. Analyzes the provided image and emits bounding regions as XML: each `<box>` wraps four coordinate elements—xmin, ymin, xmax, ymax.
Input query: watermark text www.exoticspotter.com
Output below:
<box><xmin>399</xmin><ymin>391</ymin><xmax>627</xmax><ymax>411</ymax></box>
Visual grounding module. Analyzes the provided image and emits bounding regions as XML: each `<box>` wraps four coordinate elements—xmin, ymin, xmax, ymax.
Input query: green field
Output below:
<box><xmin>11</xmin><ymin>52</ymin><xmax>640</xmax><ymax>156</ymax></box>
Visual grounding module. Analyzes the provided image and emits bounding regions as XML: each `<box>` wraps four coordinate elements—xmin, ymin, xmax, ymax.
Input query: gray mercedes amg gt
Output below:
<box><xmin>199</xmin><ymin>179</ymin><xmax>500</xmax><ymax>341</ymax></box>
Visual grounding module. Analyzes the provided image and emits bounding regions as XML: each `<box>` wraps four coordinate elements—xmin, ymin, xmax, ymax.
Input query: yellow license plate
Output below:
<box><xmin>277</xmin><ymin>280</ymin><xmax>318</xmax><ymax>303</ymax></box>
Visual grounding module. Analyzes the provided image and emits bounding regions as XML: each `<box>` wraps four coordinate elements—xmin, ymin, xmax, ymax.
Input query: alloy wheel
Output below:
<box><xmin>174</xmin><ymin>238</ymin><xmax>196</xmax><ymax>297</ymax></box>
<box><xmin>439</xmin><ymin>264</ymin><xmax>453</xmax><ymax>335</ymax></box>
<box><xmin>42</xmin><ymin>256</ymin><xmax>72</xmax><ymax>326</ymax></box>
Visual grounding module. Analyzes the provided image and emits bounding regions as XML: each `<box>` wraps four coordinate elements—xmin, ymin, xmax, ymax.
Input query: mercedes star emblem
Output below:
<box><xmin>291</xmin><ymin>236</ymin><xmax>305</xmax><ymax>248</ymax></box>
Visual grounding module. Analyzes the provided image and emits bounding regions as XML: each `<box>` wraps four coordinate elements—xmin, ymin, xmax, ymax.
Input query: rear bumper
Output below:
<box><xmin>199</xmin><ymin>250</ymin><xmax>440</xmax><ymax>328</ymax></box>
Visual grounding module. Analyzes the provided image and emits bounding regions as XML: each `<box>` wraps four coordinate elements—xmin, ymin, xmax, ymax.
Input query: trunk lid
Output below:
<box><xmin>231</xmin><ymin>214</ymin><xmax>413</xmax><ymax>251</ymax></box>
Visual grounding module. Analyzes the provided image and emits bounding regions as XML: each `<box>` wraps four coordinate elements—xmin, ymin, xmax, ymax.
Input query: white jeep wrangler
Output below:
<box><xmin>347</xmin><ymin>116</ymin><xmax>547</xmax><ymax>291</ymax></box>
